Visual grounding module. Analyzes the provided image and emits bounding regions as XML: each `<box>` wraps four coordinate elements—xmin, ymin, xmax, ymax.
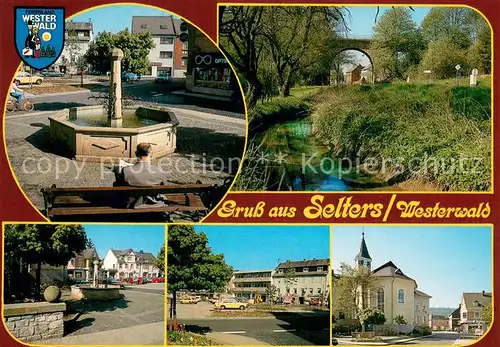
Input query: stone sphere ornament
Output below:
<box><xmin>43</xmin><ymin>286</ymin><xmax>62</xmax><ymax>303</ymax></box>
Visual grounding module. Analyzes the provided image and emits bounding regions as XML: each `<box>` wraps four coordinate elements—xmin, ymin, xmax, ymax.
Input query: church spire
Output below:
<box><xmin>355</xmin><ymin>231</ymin><xmax>372</xmax><ymax>270</ymax></box>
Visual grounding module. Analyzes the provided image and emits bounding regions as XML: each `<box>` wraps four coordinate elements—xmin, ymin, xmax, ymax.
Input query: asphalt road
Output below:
<box><xmin>16</xmin><ymin>80</ymin><xmax>245</xmax><ymax>118</ymax></box>
<box><xmin>399</xmin><ymin>332</ymin><xmax>461</xmax><ymax>345</ymax></box>
<box><xmin>177</xmin><ymin>314</ymin><xmax>330</xmax><ymax>345</ymax></box>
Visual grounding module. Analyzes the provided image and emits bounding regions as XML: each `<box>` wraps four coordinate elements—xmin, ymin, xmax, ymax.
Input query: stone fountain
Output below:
<box><xmin>49</xmin><ymin>48</ymin><xmax>179</xmax><ymax>163</ymax></box>
<box><xmin>70</xmin><ymin>260</ymin><xmax>120</xmax><ymax>301</ymax></box>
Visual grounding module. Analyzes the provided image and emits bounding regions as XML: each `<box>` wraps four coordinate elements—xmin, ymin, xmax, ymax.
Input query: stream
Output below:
<box><xmin>259</xmin><ymin>118</ymin><xmax>392</xmax><ymax>191</ymax></box>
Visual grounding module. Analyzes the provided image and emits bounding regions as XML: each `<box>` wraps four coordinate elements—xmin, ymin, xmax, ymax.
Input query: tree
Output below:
<box><xmin>359</xmin><ymin>307</ymin><xmax>387</xmax><ymax>327</ymax></box>
<box><xmin>283</xmin><ymin>266</ymin><xmax>298</xmax><ymax>293</ymax></box>
<box><xmin>421</xmin><ymin>8</ymin><xmax>483</xmax><ymax>49</ymax></box>
<box><xmin>75</xmin><ymin>56</ymin><xmax>88</xmax><ymax>87</ymax></box>
<box><xmin>155</xmin><ymin>245</ymin><xmax>165</xmax><ymax>274</ymax></box>
<box><xmin>370</xmin><ymin>8</ymin><xmax>424</xmax><ymax>80</ymax></box>
<box><xmin>330</xmin><ymin>51</ymin><xmax>357</xmax><ymax>85</ymax></box>
<box><xmin>219</xmin><ymin>6</ymin><xmax>266</xmax><ymax>107</ymax></box>
<box><xmin>394</xmin><ymin>314</ymin><xmax>407</xmax><ymax>325</ymax></box>
<box><xmin>261</xmin><ymin>7</ymin><xmax>346</xmax><ymax>97</ymax></box>
<box><xmin>167</xmin><ymin>225</ymin><xmax>233</xmax><ymax>320</ymax></box>
<box><xmin>85</xmin><ymin>237</ymin><xmax>95</xmax><ymax>249</ymax></box>
<box><xmin>85</xmin><ymin>29</ymin><xmax>155</xmax><ymax>75</ymax></box>
<box><xmin>420</xmin><ymin>39</ymin><xmax>468</xmax><ymax>79</ymax></box>
<box><xmin>265</xmin><ymin>284</ymin><xmax>279</xmax><ymax>306</ymax></box>
<box><xmin>482</xmin><ymin>305</ymin><xmax>492</xmax><ymax>325</ymax></box>
<box><xmin>468</xmin><ymin>23</ymin><xmax>491</xmax><ymax>74</ymax></box>
<box><xmin>4</xmin><ymin>224</ymin><xmax>87</xmax><ymax>300</ymax></box>
<box><xmin>332</xmin><ymin>263</ymin><xmax>378</xmax><ymax>331</ymax></box>
<box><xmin>65</xmin><ymin>26</ymin><xmax>82</xmax><ymax>75</ymax></box>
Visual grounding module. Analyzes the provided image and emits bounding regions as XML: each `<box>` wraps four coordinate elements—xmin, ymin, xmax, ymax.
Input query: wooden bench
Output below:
<box><xmin>41</xmin><ymin>180</ymin><xmax>230</xmax><ymax>222</ymax></box>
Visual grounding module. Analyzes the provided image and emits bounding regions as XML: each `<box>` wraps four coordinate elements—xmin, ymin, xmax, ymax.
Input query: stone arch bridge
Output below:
<box><xmin>334</xmin><ymin>36</ymin><xmax>375</xmax><ymax>84</ymax></box>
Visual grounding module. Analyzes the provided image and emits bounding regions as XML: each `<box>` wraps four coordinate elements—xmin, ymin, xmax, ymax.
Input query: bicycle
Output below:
<box><xmin>6</xmin><ymin>93</ymin><xmax>34</xmax><ymax>113</ymax></box>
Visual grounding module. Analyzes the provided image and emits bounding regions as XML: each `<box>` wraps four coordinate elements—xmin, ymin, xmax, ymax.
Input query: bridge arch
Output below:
<box><xmin>332</xmin><ymin>36</ymin><xmax>375</xmax><ymax>84</ymax></box>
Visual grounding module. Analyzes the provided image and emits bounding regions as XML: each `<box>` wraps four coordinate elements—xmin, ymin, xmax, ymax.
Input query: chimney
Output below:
<box><xmin>140</xmin><ymin>250</ymin><xmax>143</xmax><ymax>253</ymax></box>
<box><xmin>482</xmin><ymin>290</ymin><xmax>485</xmax><ymax>296</ymax></box>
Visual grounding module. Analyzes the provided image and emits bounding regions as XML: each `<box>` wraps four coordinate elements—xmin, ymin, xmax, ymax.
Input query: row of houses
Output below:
<box><xmin>228</xmin><ymin>258</ymin><xmax>331</xmax><ymax>303</ymax></box>
<box><xmin>429</xmin><ymin>291</ymin><xmax>492</xmax><ymax>334</ymax></box>
<box><xmin>54</xmin><ymin>17</ymin><xmax>187</xmax><ymax>78</ymax></box>
<box><xmin>38</xmin><ymin>247</ymin><xmax>162</xmax><ymax>283</ymax></box>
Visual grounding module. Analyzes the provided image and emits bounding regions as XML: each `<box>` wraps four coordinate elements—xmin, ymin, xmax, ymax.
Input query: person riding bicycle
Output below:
<box><xmin>10</xmin><ymin>82</ymin><xmax>24</xmax><ymax>105</ymax></box>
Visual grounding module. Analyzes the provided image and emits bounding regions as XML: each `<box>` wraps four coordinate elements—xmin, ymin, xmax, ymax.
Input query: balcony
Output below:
<box><xmin>233</xmin><ymin>278</ymin><xmax>272</xmax><ymax>283</ymax></box>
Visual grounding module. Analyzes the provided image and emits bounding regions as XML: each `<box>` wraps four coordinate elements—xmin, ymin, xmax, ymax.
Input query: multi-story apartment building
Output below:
<box><xmin>273</xmin><ymin>259</ymin><xmax>331</xmax><ymax>303</ymax></box>
<box><xmin>131</xmin><ymin>16</ymin><xmax>187</xmax><ymax>77</ymax></box>
<box><xmin>54</xmin><ymin>20</ymin><xmax>94</xmax><ymax>74</ymax></box>
<box><xmin>228</xmin><ymin>270</ymin><xmax>275</xmax><ymax>302</ymax></box>
<box><xmin>102</xmin><ymin>248</ymin><xmax>161</xmax><ymax>280</ymax></box>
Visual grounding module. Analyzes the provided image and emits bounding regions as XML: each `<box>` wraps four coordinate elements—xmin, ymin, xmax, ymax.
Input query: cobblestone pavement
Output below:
<box><xmin>5</xmin><ymin>106</ymin><xmax>246</xmax><ymax>211</ymax></box>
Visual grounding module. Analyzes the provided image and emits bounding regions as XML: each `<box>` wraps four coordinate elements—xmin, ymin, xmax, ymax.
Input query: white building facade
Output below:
<box><xmin>102</xmin><ymin>249</ymin><xmax>161</xmax><ymax>280</ymax></box>
<box><xmin>131</xmin><ymin>16</ymin><xmax>187</xmax><ymax>77</ymax></box>
<box><xmin>54</xmin><ymin>21</ymin><xmax>94</xmax><ymax>74</ymax></box>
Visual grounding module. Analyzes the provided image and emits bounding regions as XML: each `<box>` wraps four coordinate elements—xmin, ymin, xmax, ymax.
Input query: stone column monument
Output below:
<box><xmin>109</xmin><ymin>48</ymin><xmax>124</xmax><ymax>127</ymax></box>
<box><xmin>93</xmin><ymin>260</ymin><xmax>100</xmax><ymax>288</ymax></box>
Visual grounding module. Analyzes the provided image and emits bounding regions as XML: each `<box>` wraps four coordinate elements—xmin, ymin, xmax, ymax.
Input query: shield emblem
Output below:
<box><xmin>15</xmin><ymin>7</ymin><xmax>65</xmax><ymax>70</ymax></box>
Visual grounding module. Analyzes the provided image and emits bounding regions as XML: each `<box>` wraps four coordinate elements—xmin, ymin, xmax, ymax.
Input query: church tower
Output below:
<box><xmin>355</xmin><ymin>232</ymin><xmax>372</xmax><ymax>270</ymax></box>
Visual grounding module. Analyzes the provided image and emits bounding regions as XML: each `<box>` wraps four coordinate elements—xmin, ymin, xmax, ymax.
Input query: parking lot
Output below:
<box><xmin>169</xmin><ymin>300</ymin><xmax>215</xmax><ymax>319</ymax></box>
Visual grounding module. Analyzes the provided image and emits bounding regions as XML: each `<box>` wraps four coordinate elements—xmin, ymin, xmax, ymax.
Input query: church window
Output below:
<box><xmin>359</xmin><ymin>260</ymin><xmax>364</xmax><ymax>266</ymax></box>
<box><xmin>377</xmin><ymin>288</ymin><xmax>385</xmax><ymax>312</ymax></box>
<box><xmin>398</xmin><ymin>289</ymin><xmax>405</xmax><ymax>303</ymax></box>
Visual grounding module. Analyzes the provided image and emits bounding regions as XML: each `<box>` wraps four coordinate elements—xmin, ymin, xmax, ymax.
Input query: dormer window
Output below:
<box><xmin>141</xmin><ymin>24</ymin><xmax>147</xmax><ymax>29</ymax></box>
<box><xmin>303</xmin><ymin>267</ymin><xmax>309</xmax><ymax>272</ymax></box>
<box><xmin>473</xmin><ymin>300</ymin><xmax>480</xmax><ymax>307</ymax></box>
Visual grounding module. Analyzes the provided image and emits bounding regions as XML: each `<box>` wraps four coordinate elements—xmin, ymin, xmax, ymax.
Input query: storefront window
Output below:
<box><xmin>194</xmin><ymin>67</ymin><xmax>231</xmax><ymax>89</ymax></box>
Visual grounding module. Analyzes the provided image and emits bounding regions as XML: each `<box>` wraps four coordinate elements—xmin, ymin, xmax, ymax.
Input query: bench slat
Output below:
<box><xmin>49</xmin><ymin>205</ymin><xmax>208</xmax><ymax>216</ymax></box>
<box><xmin>53</xmin><ymin>194</ymin><xmax>204</xmax><ymax>207</ymax></box>
<box><xmin>44</xmin><ymin>184</ymin><xmax>214</xmax><ymax>196</ymax></box>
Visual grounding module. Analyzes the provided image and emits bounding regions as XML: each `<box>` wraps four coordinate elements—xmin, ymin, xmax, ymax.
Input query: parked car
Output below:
<box><xmin>41</xmin><ymin>70</ymin><xmax>64</xmax><ymax>77</ymax></box>
<box><xmin>152</xmin><ymin>277</ymin><xmax>165</xmax><ymax>283</ymax></box>
<box><xmin>155</xmin><ymin>73</ymin><xmax>172</xmax><ymax>83</ymax></box>
<box><xmin>179</xmin><ymin>296</ymin><xmax>198</xmax><ymax>304</ymax></box>
<box><xmin>121</xmin><ymin>72</ymin><xmax>140</xmax><ymax>83</ymax></box>
<box><xmin>214</xmin><ymin>298</ymin><xmax>248</xmax><ymax>310</ymax></box>
<box><xmin>14</xmin><ymin>72</ymin><xmax>43</xmax><ymax>85</ymax></box>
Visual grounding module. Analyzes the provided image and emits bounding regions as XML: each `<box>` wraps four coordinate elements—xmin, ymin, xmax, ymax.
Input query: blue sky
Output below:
<box><xmin>333</xmin><ymin>226</ymin><xmax>492</xmax><ymax>308</ymax></box>
<box><xmin>70</xmin><ymin>4</ymin><xmax>178</xmax><ymax>34</ymax></box>
<box><xmin>194</xmin><ymin>225</ymin><xmax>330</xmax><ymax>271</ymax></box>
<box><xmin>345</xmin><ymin>6</ymin><xmax>432</xmax><ymax>37</ymax></box>
<box><xmin>83</xmin><ymin>224</ymin><xmax>165</xmax><ymax>259</ymax></box>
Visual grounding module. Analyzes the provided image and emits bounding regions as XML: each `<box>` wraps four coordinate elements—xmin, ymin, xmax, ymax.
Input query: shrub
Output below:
<box><xmin>248</xmin><ymin>96</ymin><xmax>310</xmax><ymax>137</ymax></box>
<box><xmin>332</xmin><ymin>322</ymin><xmax>362</xmax><ymax>335</ymax></box>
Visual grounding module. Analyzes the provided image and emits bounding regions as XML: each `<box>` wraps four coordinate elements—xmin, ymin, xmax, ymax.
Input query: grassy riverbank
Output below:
<box><xmin>311</xmin><ymin>77</ymin><xmax>491</xmax><ymax>191</ymax></box>
<box><xmin>235</xmin><ymin>78</ymin><xmax>491</xmax><ymax>191</ymax></box>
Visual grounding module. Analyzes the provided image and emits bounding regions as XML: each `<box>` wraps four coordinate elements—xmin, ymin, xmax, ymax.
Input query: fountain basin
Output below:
<box><xmin>70</xmin><ymin>285</ymin><xmax>121</xmax><ymax>301</ymax></box>
<box><xmin>49</xmin><ymin>105</ymin><xmax>179</xmax><ymax>163</ymax></box>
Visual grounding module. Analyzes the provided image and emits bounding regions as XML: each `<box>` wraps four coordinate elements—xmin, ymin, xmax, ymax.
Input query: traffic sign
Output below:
<box><xmin>455</xmin><ymin>64</ymin><xmax>461</xmax><ymax>71</ymax></box>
